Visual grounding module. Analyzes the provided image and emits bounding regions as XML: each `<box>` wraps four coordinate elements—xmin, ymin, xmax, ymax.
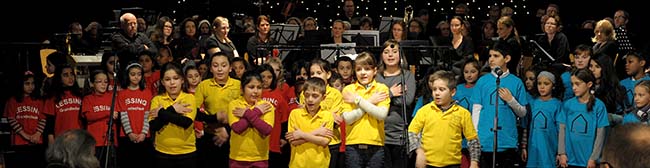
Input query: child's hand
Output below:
<box><xmin>342</xmin><ymin>91</ymin><xmax>358</xmax><ymax>104</ymax></box>
<box><xmin>368</xmin><ymin>91</ymin><xmax>388</xmax><ymax>104</ymax></box>
<box><xmin>558</xmin><ymin>154</ymin><xmax>568</xmax><ymax>168</ymax></box>
<box><xmin>255</xmin><ymin>103</ymin><xmax>272</xmax><ymax>114</ymax></box>
<box><xmin>213</xmin><ymin>127</ymin><xmax>229</xmax><ymax>147</ymax></box>
<box><xmin>333</xmin><ymin>112</ymin><xmax>343</xmax><ymax>125</ymax></box>
<box><xmin>415</xmin><ymin>148</ymin><xmax>426</xmax><ymax>168</ymax></box>
<box><xmin>217</xmin><ymin>111</ymin><xmax>227</xmax><ymax>124</ymax></box>
<box><xmin>498</xmin><ymin>88</ymin><xmax>514</xmax><ymax>102</ymax></box>
<box><xmin>136</xmin><ymin>133</ymin><xmax>146</xmax><ymax>143</ymax></box>
<box><xmin>469</xmin><ymin>161</ymin><xmax>479</xmax><ymax>168</ymax></box>
<box><xmin>113</xmin><ymin>111</ymin><xmax>119</xmax><ymax>119</ymax></box>
<box><xmin>128</xmin><ymin>133</ymin><xmax>138</xmax><ymax>142</ymax></box>
<box><xmin>312</xmin><ymin>122</ymin><xmax>334</xmax><ymax>138</ymax></box>
<box><xmin>521</xmin><ymin>149</ymin><xmax>527</xmax><ymax>162</ymax></box>
<box><xmin>587</xmin><ymin>160</ymin><xmax>596</xmax><ymax>168</ymax></box>
<box><xmin>172</xmin><ymin>102</ymin><xmax>192</xmax><ymax>114</ymax></box>
<box><xmin>232</xmin><ymin>108</ymin><xmax>246</xmax><ymax>118</ymax></box>
<box><xmin>390</xmin><ymin>83</ymin><xmax>403</xmax><ymax>97</ymax></box>
<box><xmin>30</xmin><ymin>132</ymin><xmax>42</xmax><ymax>143</ymax></box>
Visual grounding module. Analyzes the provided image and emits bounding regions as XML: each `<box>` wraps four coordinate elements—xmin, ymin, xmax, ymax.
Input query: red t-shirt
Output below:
<box><xmin>285</xmin><ymin>85</ymin><xmax>299</xmax><ymax>114</ymax></box>
<box><xmin>117</xmin><ymin>88</ymin><xmax>152</xmax><ymax>137</ymax></box>
<box><xmin>4</xmin><ymin>97</ymin><xmax>46</xmax><ymax>145</ymax></box>
<box><xmin>44</xmin><ymin>91</ymin><xmax>82</xmax><ymax>136</ymax></box>
<box><xmin>145</xmin><ymin>70</ymin><xmax>160</xmax><ymax>95</ymax></box>
<box><xmin>82</xmin><ymin>93</ymin><xmax>117</xmax><ymax>147</ymax></box>
<box><xmin>107</xmin><ymin>78</ymin><xmax>122</xmax><ymax>92</ymax></box>
<box><xmin>262</xmin><ymin>88</ymin><xmax>289</xmax><ymax>153</ymax></box>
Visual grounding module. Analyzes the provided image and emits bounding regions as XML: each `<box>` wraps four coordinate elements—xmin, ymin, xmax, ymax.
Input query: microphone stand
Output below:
<box><xmin>103</xmin><ymin>59</ymin><xmax>119</xmax><ymax>168</ymax></box>
<box><xmin>492</xmin><ymin>70</ymin><xmax>501</xmax><ymax>168</ymax></box>
<box><xmin>398</xmin><ymin>44</ymin><xmax>410</xmax><ymax>167</ymax></box>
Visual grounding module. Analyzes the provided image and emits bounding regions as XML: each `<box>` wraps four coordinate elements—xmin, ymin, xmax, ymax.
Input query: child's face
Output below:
<box><xmin>463</xmin><ymin>63</ymin><xmax>479</xmax><ymax>84</ymax></box>
<box><xmin>525</xmin><ymin>71</ymin><xmax>536</xmax><ymax>91</ymax></box>
<box><xmin>186</xmin><ymin>69</ymin><xmax>201</xmax><ymax>87</ymax></box>
<box><xmin>261</xmin><ymin>70</ymin><xmax>274</xmax><ymax>89</ymax></box>
<box><xmin>355</xmin><ymin>65</ymin><xmax>377</xmax><ymax>85</ymax></box>
<box><xmin>106</xmin><ymin>56</ymin><xmax>118</xmax><ymax>73</ymax></box>
<box><xmin>297</xmin><ymin>68</ymin><xmax>308</xmax><ymax>81</ymax></box>
<box><xmin>157</xmin><ymin>50</ymin><xmax>173</xmax><ymax>66</ymax></box>
<box><xmin>269</xmin><ymin>63</ymin><xmax>282</xmax><ymax>79</ymax></box>
<box><xmin>161</xmin><ymin>70</ymin><xmax>184</xmax><ymax>96</ymax></box>
<box><xmin>574</xmin><ymin>51</ymin><xmax>591</xmax><ymax>69</ymax></box>
<box><xmin>310</xmin><ymin>64</ymin><xmax>331</xmax><ymax>83</ymax></box>
<box><xmin>232</xmin><ymin>61</ymin><xmax>246</xmax><ymax>79</ymax></box>
<box><xmin>488</xmin><ymin>50</ymin><xmax>510</xmax><ymax>69</ymax></box>
<box><xmin>139</xmin><ymin>55</ymin><xmax>154</xmax><ymax>73</ymax></box>
<box><xmin>537</xmin><ymin>76</ymin><xmax>553</xmax><ymax>97</ymax></box>
<box><xmin>625</xmin><ymin>56</ymin><xmax>643</xmax><ymax>76</ymax></box>
<box><xmin>331</xmin><ymin>79</ymin><xmax>343</xmax><ymax>92</ymax></box>
<box><xmin>382</xmin><ymin>46</ymin><xmax>400</xmax><ymax>67</ymax></box>
<box><xmin>303</xmin><ymin>88</ymin><xmax>325</xmax><ymax>113</ymax></box>
<box><xmin>46</xmin><ymin>60</ymin><xmax>56</xmax><ymax>74</ymax></box>
<box><xmin>634</xmin><ymin>86</ymin><xmax>650</xmax><ymax>108</ymax></box>
<box><xmin>431</xmin><ymin>79</ymin><xmax>455</xmax><ymax>107</ymax></box>
<box><xmin>211</xmin><ymin>56</ymin><xmax>231</xmax><ymax>82</ymax></box>
<box><xmin>93</xmin><ymin>73</ymin><xmax>109</xmax><ymax>93</ymax></box>
<box><xmin>198</xmin><ymin>64</ymin><xmax>208</xmax><ymax>77</ymax></box>
<box><xmin>337</xmin><ymin>61</ymin><xmax>353</xmax><ymax>79</ymax></box>
<box><xmin>589</xmin><ymin>60</ymin><xmax>602</xmax><ymax>79</ymax></box>
<box><xmin>23</xmin><ymin>77</ymin><xmax>35</xmax><ymax>95</ymax></box>
<box><xmin>128</xmin><ymin>68</ymin><xmax>143</xmax><ymax>87</ymax></box>
<box><xmin>243</xmin><ymin>78</ymin><xmax>263</xmax><ymax>104</ymax></box>
<box><xmin>571</xmin><ymin>76</ymin><xmax>592</xmax><ymax>98</ymax></box>
<box><xmin>61</xmin><ymin>68</ymin><xmax>76</xmax><ymax>87</ymax></box>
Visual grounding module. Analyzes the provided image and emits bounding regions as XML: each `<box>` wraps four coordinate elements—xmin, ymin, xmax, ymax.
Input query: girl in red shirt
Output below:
<box><xmin>259</xmin><ymin>64</ymin><xmax>290</xmax><ymax>167</ymax></box>
<box><xmin>117</xmin><ymin>62</ymin><xmax>154</xmax><ymax>168</ymax></box>
<box><xmin>81</xmin><ymin>69</ymin><xmax>118</xmax><ymax>165</ymax></box>
<box><xmin>3</xmin><ymin>71</ymin><xmax>46</xmax><ymax>168</ymax></box>
<box><xmin>44</xmin><ymin>64</ymin><xmax>83</xmax><ymax>143</ymax></box>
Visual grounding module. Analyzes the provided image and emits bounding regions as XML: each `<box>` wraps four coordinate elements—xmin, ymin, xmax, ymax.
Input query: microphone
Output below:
<box><xmin>493</xmin><ymin>66</ymin><xmax>504</xmax><ymax>76</ymax></box>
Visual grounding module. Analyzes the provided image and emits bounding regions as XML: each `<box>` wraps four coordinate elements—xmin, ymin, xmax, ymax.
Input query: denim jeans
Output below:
<box><xmin>346</xmin><ymin>144</ymin><xmax>384</xmax><ymax>168</ymax></box>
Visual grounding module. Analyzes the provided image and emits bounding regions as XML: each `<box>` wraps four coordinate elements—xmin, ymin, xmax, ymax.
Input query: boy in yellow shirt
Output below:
<box><xmin>341</xmin><ymin>52</ymin><xmax>391</xmax><ymax>168</ymax></box>
<box><xmin>286</xmin><ymin>78</ymin><xmax>335</xmax><ymax>168</ymax></box>
<box><xmin>408</xmin><ymin>70</ymin><xmax>481</xmax><ymax>168</ymax></box>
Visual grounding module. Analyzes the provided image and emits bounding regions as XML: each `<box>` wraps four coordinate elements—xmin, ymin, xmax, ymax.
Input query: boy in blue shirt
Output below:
<box><xmin>471</xmin><ymin>41</ymin><xmax>528</xmax><ymax>167</ymax></box>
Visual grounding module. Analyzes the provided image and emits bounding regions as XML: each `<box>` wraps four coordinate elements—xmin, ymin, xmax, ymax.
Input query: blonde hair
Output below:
<box><xmin>592</xmin><ymin>19</ymin><xmax>617</xmax><ymax>43</ymax></box>
<box><xmin>266</xmin><ymin>57</ymin><xmax>285</xmax><ymax>83</ymax></box>
<box><xmin>212</xmin><ymin>16</ymin><xmax>231</xmax><ymax>43</ymax></box>
<box><xmin>354</xmin><ymin>52</ymin><xmax>377</xmax><ymax>68</ymax></box>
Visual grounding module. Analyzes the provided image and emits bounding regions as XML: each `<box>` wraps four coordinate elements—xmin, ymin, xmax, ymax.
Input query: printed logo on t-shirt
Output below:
<box><xmin>570</xmin><ymin>114</ymin><xmax>588</xmax><ymax>134</ymax></box>
<box><xmin>489</xmin><ymin>90</ymin><xmax>506</xmax><ymax>105</ymax></box>
<box><xmin>533</xmin><ymin>111</ymin><xmax>548</xmax><ymax>129</ymax></box>
<box><xmin>456</xmin><ymin>97</ymin><xmax>470</xmax><ymax>110</ymax></box>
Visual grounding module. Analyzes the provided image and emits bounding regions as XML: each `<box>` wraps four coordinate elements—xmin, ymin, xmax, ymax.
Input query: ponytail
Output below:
<box><xmin>587</xmin><ymin>93</ymin><xmax>595</xmax><ymax>112</ymax></box>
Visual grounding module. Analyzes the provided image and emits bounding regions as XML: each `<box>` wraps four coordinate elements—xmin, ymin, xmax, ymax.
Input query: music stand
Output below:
<box><xmin>270</xmin><ymin>24</ymin><xmax>300</xmax><ymax>44</ymax></box>
<box><xmin>399</xmin><ymin>40</ymin><xmax>433</xmax><ymax>65</ymax></box>
<box><xmin>270</xmin><ymin>24</ymin><xmax>300</xmax><ymax>60</ymax></box>
<box><xmin>343</xmin><ymin>30</ymin><xmax>380</xmax><ymax>47</ymax></box>
<box><xmin>378</xmin><ymin>17</ymin><xmax>403</xmax><ymax>33</ymax></box>
<box><xmin>320</xmin><ymin>43</ymin><xmax>357</xmax><ymax>63</ymax></box>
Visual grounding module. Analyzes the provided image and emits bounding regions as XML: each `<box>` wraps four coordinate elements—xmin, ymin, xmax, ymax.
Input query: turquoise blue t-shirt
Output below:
<box><xmin>561</xmin><ymin>72</ymin><xmax>574</xmax><ymax>101</ymax></box>
<box><xmin>622</xmin><ymin>111</ymin><xmax>650</xmax><ymax>125</ymax></box>
<box><xmin>471</xmin><ymin>73</ymin><xmax>528</xmax><ymax>152</ymax></box>
<box><xmin>454</xmin><ymin>83</ymin><xmax>475</xmax><ymax>112</ymax></box>
<box><xmin>620</xmin><ymin>75</ymin><xmax>650</xmax><ymax>106</ymax></box>
<box><xmin>557</xmin><ymin>97</ymin><xmax>609</xmax><ymax>167</ymax></box>
<box><xmin>526</xmin><ymin>98</ymin><xmax>561</xmax><ymax>168</ymax></box>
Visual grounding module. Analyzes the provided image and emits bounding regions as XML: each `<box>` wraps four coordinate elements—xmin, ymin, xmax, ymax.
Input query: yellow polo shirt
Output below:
<box><xmin>288</xmin><ymin>107</ymin><xmax>333</xmax><ymax>168</ymax></box>
<box><xmin>194</xmin><ymin>77</ymin><xmax>241</xmax><ymax>115</ymax></box>
<box><xmin>149</xmin><ymin>92</ymin><xmax>197</xmax><ymax>155</ymax></box>
<box><xmin>228</xmin><ymin>98</ymin><xmax>275</xmax><ymax>161</ymax></box>
<box><xmin>300</xmin><ymin>85</ymin><xmax>343</xmax><ymax>145</ymax></box>
<box><xmin>408</xmin><ymin>102</ymin><xmax>477</xmax><ymax>167</ymax></box>
<box><xmin>342</xmin><ymin>80</ymin><xmax>390</xmax><ymax>146</ymax></box>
